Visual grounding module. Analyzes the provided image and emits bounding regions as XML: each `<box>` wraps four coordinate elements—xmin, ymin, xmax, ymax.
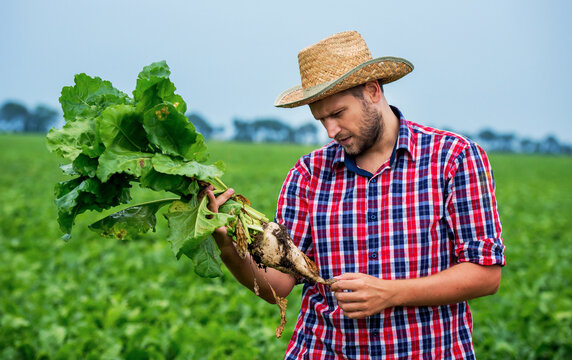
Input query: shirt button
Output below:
<box><xmin>371</xmin><ymin>252</ymin><xmax>377</xmax><ymax>259</ymax></box>
<box><xmin>370</xmin><ymin>178</ymin><xmax>377</xmax><ymax>183</ymax></box>
<box><xmin>369</xmin><ymin>214</ymin><xmax>377</xmax><ymax>220</ymax></box>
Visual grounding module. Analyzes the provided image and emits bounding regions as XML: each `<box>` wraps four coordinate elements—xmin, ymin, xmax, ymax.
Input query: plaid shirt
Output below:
<box><xmin>275</xmin><ymin>107</ymin><xmax>505</xmax><ymax>359</ymax></box>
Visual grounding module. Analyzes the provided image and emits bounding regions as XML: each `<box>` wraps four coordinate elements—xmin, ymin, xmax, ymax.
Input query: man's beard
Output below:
<box><xmin>338</xmin><ymin>102</ymin><xmax>383</xmax><ymax>156</ymax></box>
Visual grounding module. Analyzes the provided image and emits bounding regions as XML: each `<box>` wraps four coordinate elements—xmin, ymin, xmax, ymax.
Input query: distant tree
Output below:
<box><xmin>0</xmin><ymin>101</ymin><xmax>59</xmax><ymax>133</ymax></box>
<box><xmin>252</xmin><ymin>118</ymin><xmax>294</xmax><ymax>143</ymax></box>
<box><xmin>0</xmin><ymin>101</ymin><xmax>29</xmax><ymax>132</ymax></box>
<box><xmin>295</xmin><ymin>122</ymin><xmax>318</xmax><ymax>144</ymax></box>
<box><xmin>186</xmin><ymin>112</ymin><xmax>223</xmax><ymax>139</ymax></box>
<box><xmin>477</xmin><ymin>128</ymin><xmax>499</xmax><ymax>151</ymax></box>
<box><xmin>520</xmin><ymin>138</ymin><xmax>539</xmax><ymax>153</ymax></box>
<box><xmin>478</xmin><ymin>129</ymin><xmax>497</xmax><ymax>141</ymax></box>
<box><xmin>232</xmin><ymin>119</ymin><xmax>255</xmax><ymax>142</ymax></box>
<box><xmin>540</xmin><ymin>135</ymin><xmax>561</xmax><ymax>154</ymax></box>
<box><xmin>561</xmin><ymin>144</ymin><xmax>572</xmax><ymax>155</ymax></box>
<box><xmin>498</xmin><ymin>133</ymin><xmax>515</xmax><ymax>153</ymax></box>
<box><xmin>26</xmin><ymin>105</ymin><xmax>59</xmax><ymax>133</ymax></box>
<box><xmin>233</xmin><ymin>118</ymin><xmax>296</xmax><ymax>143</ymax></box>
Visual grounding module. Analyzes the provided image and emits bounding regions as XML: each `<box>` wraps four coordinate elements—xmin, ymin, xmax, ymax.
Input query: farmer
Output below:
<box><xmin>208</xmin><ymin>31</ymin><xmax>505</xmax><ymax>359</ymax></box>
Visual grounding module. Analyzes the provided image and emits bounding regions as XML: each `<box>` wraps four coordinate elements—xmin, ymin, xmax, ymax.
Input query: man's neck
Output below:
<box><xmin>355</xmin><ymin>104</ymin><xmax>399</xmax><ymax>174</ymax></box>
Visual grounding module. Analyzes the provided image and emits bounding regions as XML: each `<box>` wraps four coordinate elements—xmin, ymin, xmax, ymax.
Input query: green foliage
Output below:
<box><xmin>2</xmin><ymin>136</ymin><xmax>571</xmax><ymax>359</ymax></box>
<box><xmin>1</xmin><ymin>135</ymin><xmax>309</xmax><ymax>359</ymax></box>
<box><xmin>89</xmin><ymin>199</ymin><xmax>175</xmax><ymax>240</ymax></box>
<box><xmin>470</xmin><ymin>154</ymin><xmax>572</xmax><ymax>359</ymax></box>
<box><xmin>46</xmin><ymin>61</ymin><xmax>259</xmax><ymax>278</ymax></box>
<box><xmin>165</xmin><ymin>198</ymin><xmax>234</xmax><ymax>260</ymax></box>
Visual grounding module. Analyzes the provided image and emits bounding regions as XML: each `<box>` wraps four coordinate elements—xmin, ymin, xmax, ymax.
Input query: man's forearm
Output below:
<box><xmin>332</xmin><ymin>262</ymin><xmax>502</xmax><ymax>319</ymax></box>
<box><xmin>394</xmin><ymin>262</ymin><xmax>502</xmax><ymax>307</ymax></box>
<box><xmin>215</xmin><ymin>231</ymin><xmax>296</xmax><ymax>303</ymax></box>
<box><xmin>206</xmin><ymin>187</ymin><xmax>296</xmax><ymax>303</ymax></box>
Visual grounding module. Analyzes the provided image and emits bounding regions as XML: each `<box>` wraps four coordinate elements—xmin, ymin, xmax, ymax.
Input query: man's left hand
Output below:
<box><xmin>330</xmin><ymin>273</ymin><xmax>399</xmax><ymax>319</ymax></box>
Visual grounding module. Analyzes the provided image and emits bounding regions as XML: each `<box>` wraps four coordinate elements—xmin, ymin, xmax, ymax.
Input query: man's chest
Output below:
<box><xmin>306</xmin><ymin>162</ymin><xmax>453</xmax><ymax>279</ymax></box>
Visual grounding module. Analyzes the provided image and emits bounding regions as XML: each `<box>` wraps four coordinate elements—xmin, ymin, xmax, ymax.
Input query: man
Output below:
<box><xmin>208</xmin><ymin>31</ymin><xmax>505</xmax><ymax>359</ymax></box>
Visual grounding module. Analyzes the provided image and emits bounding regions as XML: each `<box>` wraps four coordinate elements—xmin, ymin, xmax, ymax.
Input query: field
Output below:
<box><xmin>1</xmin><ymin>134</ymin><xmax>571</xmax><ymax>359</ymax></box>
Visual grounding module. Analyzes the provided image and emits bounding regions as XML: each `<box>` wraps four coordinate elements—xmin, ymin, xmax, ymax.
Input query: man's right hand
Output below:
<box><xmin>205</xmin><ymin>185</ymin><xmax>235</xmax><ymax>250</ymax></box>
<box><xmin>203</xmin><ymin>185</ymin><xmax>297</xmax><ymax>302</ymax></box>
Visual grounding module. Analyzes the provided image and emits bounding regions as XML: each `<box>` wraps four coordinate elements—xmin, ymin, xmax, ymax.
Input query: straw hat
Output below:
<box><xmin>274</xmin><ymin>31</ymin><xmax>413</xmax><ymax>108</ymax></box>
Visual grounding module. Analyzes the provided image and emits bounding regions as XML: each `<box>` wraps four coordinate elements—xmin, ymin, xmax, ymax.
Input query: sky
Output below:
<box><xmin>1</xmin><ymin>0</ymin><xmax>571</xmax><ymax>143</ymax></box>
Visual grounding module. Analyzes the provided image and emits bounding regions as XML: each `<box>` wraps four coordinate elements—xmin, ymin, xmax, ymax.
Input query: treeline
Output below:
<box><xmin>471</xmin><ymin>129</ymin><xmax>572</xmax><ymax>155</ymax></box>
<box><xmin>0</xmin><ymin>101</ymin><xmax>59</xmax><ymax>133</ymax></box>
<box><xmin>0</xmin><ymin>100</ymin><xmax>320</xmax><ymax>145</ymax></box>
<box><xmin>1</xmin><ymin>100</ymin><xmax>571</xmax><ymax>154</ymax></box>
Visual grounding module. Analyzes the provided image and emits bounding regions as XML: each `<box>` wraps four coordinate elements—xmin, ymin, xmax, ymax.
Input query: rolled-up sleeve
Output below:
<box><xmin>274</xmin><ymin>160</ymin><xmax>314</xmax><ymax>262</ymax></box>
<box><xmin>446</xmin><ymin>142</ymin><xmax>506</xmax><ymax>266</ymax></box>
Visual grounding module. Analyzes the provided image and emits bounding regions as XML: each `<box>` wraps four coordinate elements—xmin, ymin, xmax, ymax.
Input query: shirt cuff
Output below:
<box><xmin>456</xmin><ymin>238</ymin><xmax>506</xmax><ymax>266</ymax></box>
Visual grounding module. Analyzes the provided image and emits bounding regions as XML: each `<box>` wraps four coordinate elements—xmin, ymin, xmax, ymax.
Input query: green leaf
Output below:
<box><xmin>54</xmin><ymin>175</ymin><xmax>132</xmax><ymax>238</ymax></box>
<box><xmin>98</xmin><ymin>174</ymin><xmax>133</xmax><ymax>206</ymax></box>
<box><xmin>55</xmin><ymin>177</ymin><xmax>99</xmax><ymax>212</ymax></box>
<box><xmin>96</xmin><ymin>149</ymin><xmax>152</xmax><ymax>182</ymax></box>
<box><xmin>59</xmin><ymin>163</ymin><xmax>76</xmax><ymax>176</ymax></box>
<box><xmin>49</xmin><ymin>74</ymin><xmax>132</xmax><ymax>163</ymax></box>
<box><xmin>60</xmin><ymin>73</ymin><xmax>130</xmax><ymax>121</ymax></box>
<box><xmin>72</xmin><ymin>154</ymin><xmax>99</xmax><ymax>177</ymax></box>
<box><xmin>97</xmin><ymin>104</ymin><xmax>148</xmax><ymax>152</ymax></box>
<box><xmin>151</xmin><ymin>154</ymin><xmax>224</xmax><ymax>183</ymax></box>
<box><xmin>218</xmin><ymin>199</ymin><xmax>243</xmax><ymax>217</ymax></box>
<box><xmin>165</xmin><ymin>197</ymin><xmax>234</xmax><ymax>259</ymax></box>
<box><xmin>46</xmin><ymin>116</ymin><xmax>102</xmax><ymax>161</ymax></box>
<box><xmin>54</xmin><ymin>177</ymin><xmax>101</xmax><ymax>235</ymax></box>
<box><xmin>143</xmin><ymin>104</ymin><xmax>208</xmax><ymax>161</ymax></box>
<box><xmin>191</xmin><ymin>237</ymin><xmax>224</xmax><ymax>277</ymax></box>
<box><xmin>133</xmin><ymin>61</ymin><xmax>187</xmax><ymax>114</ymax></box>
<box><xmin>89</xmin><ymin>199</ymin><xmax>176</xmax><ymax>240</ymax></box>
<box><xmin>139</xmin><ymin>169</ymin><xmax>197</xmax><ymax>197</ymax></box>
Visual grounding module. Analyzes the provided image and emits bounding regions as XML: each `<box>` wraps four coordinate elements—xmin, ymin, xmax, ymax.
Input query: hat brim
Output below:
<box><xmin>274</xmin><ymin>56</ymin><xmax>413</xmax><ymax>108</ymax></box>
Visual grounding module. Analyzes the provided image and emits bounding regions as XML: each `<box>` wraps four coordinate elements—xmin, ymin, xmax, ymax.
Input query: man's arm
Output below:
<box><xmin>207</xmin><ymin>187</ymin><xmax>296</xmax><ymax>304</ymax></box>
<box><xmin>330</xmin><ymin>263</ymin><xmax>501</xmax><ymax>319</ymax></box>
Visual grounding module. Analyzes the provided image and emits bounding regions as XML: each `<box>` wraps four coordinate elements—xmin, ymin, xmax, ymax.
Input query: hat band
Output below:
<box><xmin>300</xmin><ymin>57</ymin><xmax>392</xmax><ymax>99</ymax></box>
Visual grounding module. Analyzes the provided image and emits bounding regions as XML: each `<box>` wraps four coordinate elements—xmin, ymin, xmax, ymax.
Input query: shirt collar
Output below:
<box><xmin>331</xmin><ymin>105</ymin><xmax>417</xmax><ymax>170</ymax></box>
<box><xmin>392</xmin><ymin>105</ymin><xmax>417</xmax><ymax>162</ymax></box>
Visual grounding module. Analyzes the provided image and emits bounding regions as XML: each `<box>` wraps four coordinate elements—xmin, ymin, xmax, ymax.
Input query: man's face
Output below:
<box><xmin>310</xmin><ymin>90</ymin><xmax>383</xmax><ymax>156</ymax></box>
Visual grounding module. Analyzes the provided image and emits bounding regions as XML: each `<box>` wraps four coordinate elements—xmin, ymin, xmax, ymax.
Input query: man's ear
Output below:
<box><xmin>364</xmin><ymin>81</ymin><xmax>382</xmax><ymax>103</ymax></box>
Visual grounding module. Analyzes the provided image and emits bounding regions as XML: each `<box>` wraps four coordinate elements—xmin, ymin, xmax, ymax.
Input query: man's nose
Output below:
<box><xmin>322</xmin><ymin>119</ymin><xmax>341</xmax><ymax>139</ymax></box>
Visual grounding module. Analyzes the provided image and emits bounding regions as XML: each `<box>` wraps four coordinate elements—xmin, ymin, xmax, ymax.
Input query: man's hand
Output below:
<box><xmin>203</xmin><ymin>185</ymin><xmax>297</xmax><ymax>303</ymax></box>
<box><xmin>331</xmin><ymin>263</ymin><xmax>501</xmax><ymax>319</ymax></box>
<box><xmin>205</xmin><ymin>185</ymin><xmax>235</xmax><ymax>249</ymax></box>
<box><xmin>330</xmin><ymin>273</ymin><xmax>399</xmax><ymax>319</ymax></box>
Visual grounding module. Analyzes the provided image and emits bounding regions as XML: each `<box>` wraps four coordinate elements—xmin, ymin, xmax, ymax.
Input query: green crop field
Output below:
<box><xmin>1</xmin><ymin>134</ymin><xmax>571</xmax><ymax>359</ymax></box>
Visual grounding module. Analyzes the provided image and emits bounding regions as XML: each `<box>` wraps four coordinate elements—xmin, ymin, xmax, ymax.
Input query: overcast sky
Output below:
<box><xmin>2</xmin><ymin>0</ymin><xmax>571</xmax><ymax>142</ymax></box>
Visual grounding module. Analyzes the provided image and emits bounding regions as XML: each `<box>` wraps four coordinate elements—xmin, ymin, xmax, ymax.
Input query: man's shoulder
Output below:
<box><xmin>293</xmin><ymin>141</ymin><xmax>340</xmax><ymax>177</ymax></box>
<box><xmin>408</xmin><ymin>120</ymin><xmax>472</xmax><ymax>145</ymax></box>
<box><xmin>402</xmin><ymin>120</ymin><xmax>493</xmax><ymax>178</ymax></box>
<box><xmin>406</xmin><ymin>120</ymin><xmax>479</xmax><ymax>157</ymax></box>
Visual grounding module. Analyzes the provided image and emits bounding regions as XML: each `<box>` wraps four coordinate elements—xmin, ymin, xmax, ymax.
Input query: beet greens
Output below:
<box><xmin>47</xmin><ymin>61</ymin><xmax>269</xmax><ymax>278</ymax></box>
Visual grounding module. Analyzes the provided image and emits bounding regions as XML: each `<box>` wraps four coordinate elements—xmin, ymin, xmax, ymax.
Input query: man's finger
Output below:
<box><xmin>334</xmin><ymin>288</ymin><xmax>368</xmax><ymax>303</ymax></box>
<box><xmin>331</xmin><ymin>279</ymin><xmax>364</xmax><ymax>292</ymax></box>
<box><xmin>216</xmin><ymin>188</ymin><xmax>234</xmax><ymax>205</ymax></box>
<box><xmin>337</xmin><ymin>299</ymin><xmax>367</xmax><ymax>312</ymax></box>
<box><xmin>206</xmin><ymin>190</ymin><xmax>218</xmax><ymax>212</ymax></box>
<box><xmin>334</xmin><ymin>273</ymin><xmax>364</xmax><ymax>281</ymax></box>
<box><xmin>206</xmin><ymin>187</ymin><xmax>234</xmax><ymax>213</ymax></box>
<box><xmin>334</xmin><ymin>291</ymin><xmax>359</xmax><ymax>303</ymax></box>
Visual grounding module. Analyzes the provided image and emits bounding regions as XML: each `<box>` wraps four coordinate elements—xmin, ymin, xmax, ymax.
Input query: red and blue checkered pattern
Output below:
<box><xmin>275</xmin><ymin>107</ymin><xmax>505</xmax><ymax>359</ymax></box>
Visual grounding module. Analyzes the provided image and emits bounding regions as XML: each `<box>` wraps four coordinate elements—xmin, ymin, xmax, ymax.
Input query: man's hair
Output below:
<box><xmin>344</xmin><ymin>79</ymin><xmax>384</xmax><ymax>100</ymax></box>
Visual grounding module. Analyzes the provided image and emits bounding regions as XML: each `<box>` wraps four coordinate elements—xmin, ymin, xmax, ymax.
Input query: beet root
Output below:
<box><xmin>248</xmin><ymin>222</ymin><xmax>335</xmax><ymax>285</ymax></box>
